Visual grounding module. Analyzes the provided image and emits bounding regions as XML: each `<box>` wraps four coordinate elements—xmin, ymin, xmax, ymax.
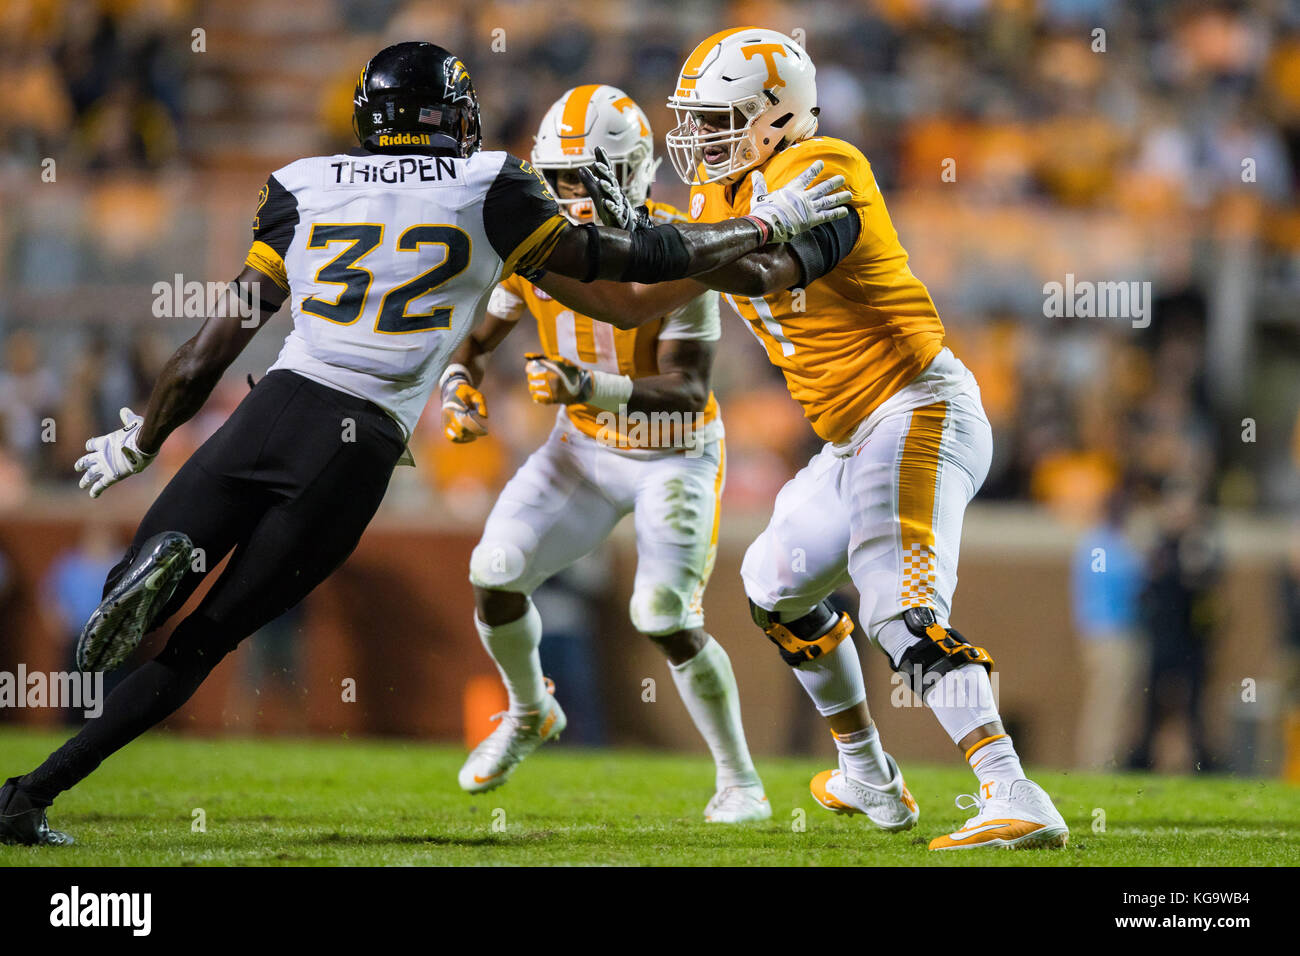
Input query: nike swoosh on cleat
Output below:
<box><xmin>945</xmin><ymin>822</ymin><xmax>1012</xmax><ymax>841</ymax></box>
<box><xmin>473</xmin><ymin>772</ymin><xmax>504</xmax><ymax>784</ymax></box>
<box><xmin>814</xmin><ymin>793</ymin><xmax>855</xmax><ymax>814</ymax></box>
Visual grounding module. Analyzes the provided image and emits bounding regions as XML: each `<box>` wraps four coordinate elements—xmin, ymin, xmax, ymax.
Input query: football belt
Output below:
<box><xmin>894</xmin><ymin>606</ymin><xmax>994</xmax><ymax>695</ymax></box>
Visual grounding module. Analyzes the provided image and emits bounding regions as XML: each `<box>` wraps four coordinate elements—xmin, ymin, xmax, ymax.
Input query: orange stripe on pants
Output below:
<box><xmin>896</xmin><ymin>401</ymin><xmax>948</xmax><ymax>609</ymax></box>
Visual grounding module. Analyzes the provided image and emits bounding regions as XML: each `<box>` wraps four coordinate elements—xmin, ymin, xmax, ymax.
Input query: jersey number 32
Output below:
<box><xmin>301</xmin><ymin>223</ymin><xmax>471</xmax><ymax>335</ymax></box>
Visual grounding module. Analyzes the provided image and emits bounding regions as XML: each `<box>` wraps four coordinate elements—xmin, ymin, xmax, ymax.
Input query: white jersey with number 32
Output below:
<box><xmin>244</xmin><ymin>148</ymin><xmax>567</xmax><ymax>437</ymax></box>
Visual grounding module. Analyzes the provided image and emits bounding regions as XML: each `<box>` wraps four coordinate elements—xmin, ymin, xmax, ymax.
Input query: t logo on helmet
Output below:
<box><xmin>741</xmin><ymin>42</ymin><xmax>788</xmax><ymax>88</ymax></box>
<box><xmin>610</xmin><ymin>96</ymin><xmax>650</xmax><ymax>136</ymax></box>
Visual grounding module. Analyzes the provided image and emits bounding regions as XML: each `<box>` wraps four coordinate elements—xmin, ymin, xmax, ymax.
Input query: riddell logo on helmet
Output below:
<box><xmin>377</xmin><ymin>133</ymin><xmax>432</xmax><ymax>146</ymax></box>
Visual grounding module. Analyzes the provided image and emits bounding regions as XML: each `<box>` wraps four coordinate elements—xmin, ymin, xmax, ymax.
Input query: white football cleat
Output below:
<box><xmin>928</xmin><ymin>778</ymin><xmax>1069</xmax><ymax>850</ymax></box>
<box><xmin>457</xmin><ymin>686</ymin><xmax>566</xmax><ymax>795</ymax></box>
<box><xmin>810</xmin><ymin>753</ymin><xmax>919</xmax><ymax>831</ymax></box>
<box><xmin>704</xmin><ymin>783</ymin><xmax>772</xmax><ymax>823</ymax></box>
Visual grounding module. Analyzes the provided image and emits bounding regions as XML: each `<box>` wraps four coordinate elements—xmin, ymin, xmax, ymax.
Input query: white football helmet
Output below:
<box><xmin>666</xmin><ymin>27</ymin><xmax>818</xmax><ymax>186</ymax></box>
<box><xmin>531</xmin><ymin>84</ymin><xmax>659</xmax><ymax>224</ymax></box>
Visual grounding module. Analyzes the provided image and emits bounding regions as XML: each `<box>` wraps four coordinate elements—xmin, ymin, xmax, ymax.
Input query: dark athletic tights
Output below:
<box><xmin>18</xmin><ymin>371</ymin><xmax>403</xmax><ymax>804</ymax></box>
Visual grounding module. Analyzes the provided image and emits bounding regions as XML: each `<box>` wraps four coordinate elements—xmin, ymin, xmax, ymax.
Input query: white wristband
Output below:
<box><xmin>439</xmin><ymin>363</ymin><xmax>472</xmax><ymax>390</ymax></box>
<box><xmin>586</xmin><ymin>369</ymin><xmax>634</xmax><ymax>412</ymax></box>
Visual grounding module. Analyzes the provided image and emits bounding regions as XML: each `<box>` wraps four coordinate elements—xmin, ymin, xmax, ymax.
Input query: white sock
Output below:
<box><xmin>967</xmin><ymin>734</ymin><xmax>1025</xmax><ymax>792</ymax></box>
<box><xmin>918</xmin><ymin>665</ymin><xmax>1021</xmax><ymax>791</ymax></box>
<box><xmin>833</xmin><ymin>723</ymin><xmax>892</xmax><ymax>786</ymax></box>
<box><xmin>475</xmin><ymin>602</ymin><xmax>546</xmax><ymax>714</ymax></box>
<box><xmin>669</xmin><ymin>637</ymin><xmax>760</xmax><ymax>789</ymax></box>
<box><xmin>793</xmin><ymin>636</ymin><xmax>867</xmax><ymax>716</ymax></box>
<box><xmin>923</xmin><ymin>664</ymin><xmax>1002</xmax><ymax>744</ymax></box>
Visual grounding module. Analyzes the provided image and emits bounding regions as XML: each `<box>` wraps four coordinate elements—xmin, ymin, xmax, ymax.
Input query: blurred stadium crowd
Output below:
<box><xmin>3</xmin><ymin>0</ymin><xmax>1300</xmax><ymax>515</ymax></box>
<box><xmin>2</xmin><ymin>0</ymin><xmax>1300</xmax><ymax>768</ymax></box>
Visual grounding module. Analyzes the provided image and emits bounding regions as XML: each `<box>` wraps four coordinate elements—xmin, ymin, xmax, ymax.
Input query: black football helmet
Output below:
<box><xmin>352</xmin><ymin>41</ymin><xmax>482</xmax><ymax>157</ymax></box>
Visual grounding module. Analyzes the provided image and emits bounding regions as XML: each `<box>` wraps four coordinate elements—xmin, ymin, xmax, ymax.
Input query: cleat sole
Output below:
<box><xmin>77</xmin><ymin>532</ymin><xmax>193</xmax><ymax>673</ymax></box>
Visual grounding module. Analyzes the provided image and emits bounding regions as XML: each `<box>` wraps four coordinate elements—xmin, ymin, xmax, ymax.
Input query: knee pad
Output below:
<box><xmin>469</xmin><ymin>540</ymin><xmax>530</xmax><ymax>590</ymax></box>
<box><xmin>750</xmin><ymin>598</ymin><xmax>854</xmax><ymax>667</ymax></box>
<box><xmin>892</xmin><ymin>606</ymin><xmax>993</xmax><ymax>695</ymax></box>
<box><xmin>630</xmin><ymin>585</ymin><xmax>692</xmax><ymax>637</ymax></box>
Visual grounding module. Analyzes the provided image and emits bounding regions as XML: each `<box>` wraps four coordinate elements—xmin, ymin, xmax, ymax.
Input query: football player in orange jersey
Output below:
<box><xmin>546</xmin><ymin>28</ymin><xmax>1070</xmax><ymax>850</ymax></box>
<box><xmin>442</xmin><ymin>86</ymin><xmax>771</xmax><ymax>823</ymax></box>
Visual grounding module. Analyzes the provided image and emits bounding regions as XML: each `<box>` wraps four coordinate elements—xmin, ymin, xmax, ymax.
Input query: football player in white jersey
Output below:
<box><xmin>443</xmin><ymin>86</ymin><xmax>769</xmax><ymax>823</ymax></box>
<box><xmin>0</xmin><ymin>41</ymin><xmax>851</xmax><ymax>846</ymax></box>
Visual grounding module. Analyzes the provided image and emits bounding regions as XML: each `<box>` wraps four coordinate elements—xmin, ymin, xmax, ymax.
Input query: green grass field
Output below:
<box><xmin>1</xmin><ymin>728</ymin><xmax>1294</xmax><ymax>866</ymax></box>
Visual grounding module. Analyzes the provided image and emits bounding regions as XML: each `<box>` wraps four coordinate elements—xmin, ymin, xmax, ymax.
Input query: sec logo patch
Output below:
<box><xmin>690</xmin><ymin>193</ymin><xmax>705</xmax><ymax>220</ymax></box>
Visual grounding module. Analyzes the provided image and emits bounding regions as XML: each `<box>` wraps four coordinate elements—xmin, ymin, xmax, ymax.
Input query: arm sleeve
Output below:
<box><xmin>244</xmin><ymin>174</ymin><xmax>299</xmax><ymax>292</ymax></box>
<box><xmin>659</xmin><ymin>290</ymin><xmax>721</xmax><ymax>342</ymax></box>
<box><xmin>786</xmin><ymin>211</ymin><xmax>862</xmax><ymax>289</ymax></box>
<box><xmin>482</xmin><ymin>155</ymin><xmax>569</xmax><ymax>280</ymax></box>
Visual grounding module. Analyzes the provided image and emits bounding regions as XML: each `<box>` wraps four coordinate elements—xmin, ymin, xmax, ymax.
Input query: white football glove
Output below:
<box><xmin>524</xmin><ymin>352</ymin><xmax>634</xmax><ymax>411</ymax></box>
<box><xmin>525</xmin><ymin>353</ymin><xmax>592</xmax><ymax>405</ymax></box>
<box><xmin>439</xmin><ymin>364</ymin><xmax>489</xmax><ymax>443</ymax></box>
<box><xmin>75</xmin><ymin>407</ymin><xmax>156</xmax><ymax>499</ymax></box>
<box><xmin>746</xmin><ymin>160</ymin><xmax>852</xmax><ymax>243</ymax></box>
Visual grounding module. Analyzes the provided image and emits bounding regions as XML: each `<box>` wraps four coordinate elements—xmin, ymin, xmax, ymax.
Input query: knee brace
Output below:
<box><xmin>750</xmin><ymin>598</ymin><xmax>854</xmax><ymax>667</ymax></box>
<box><xmin>892</xmin><ymin>606</ymin><xmax>993</xmax><ymax>695</ymax></box>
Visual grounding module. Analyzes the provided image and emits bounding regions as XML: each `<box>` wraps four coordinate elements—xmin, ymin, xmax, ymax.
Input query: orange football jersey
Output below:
<box><xmin>499</xmin><ymin>200</ymin><xmax>720</xmax><ymax>449</ymax></box>
<box><xmin>688</xmin><ymin>136</ymin><xmax>946</xmax><ymax>443</ymax></box>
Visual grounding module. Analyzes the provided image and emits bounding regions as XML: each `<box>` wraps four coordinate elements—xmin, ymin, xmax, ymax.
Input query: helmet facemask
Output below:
<box><xmin>535</xmin><ymin>141</ymin><xmax>657</xmax><ymax>225</ymax></box>
<box><xmin>666</xmin><ymin>93</ymin><xmax>773</xmax><ymax>186</ymax></box>
<box><xmin>665</xmin><ymin>28</ymin><xmax>820</xmax><ymax>187</ymax></box>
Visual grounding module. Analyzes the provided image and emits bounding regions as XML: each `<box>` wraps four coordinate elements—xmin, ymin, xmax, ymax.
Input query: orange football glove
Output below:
<box><xmin>524</xmin><ymin>352</ymin><xmax>592</xmax><ymax>406</ymax></box>
<box><xmin>440</xmin><ymin>368</ymin><xmax>488</xmax><ymax>442</ymax></box>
